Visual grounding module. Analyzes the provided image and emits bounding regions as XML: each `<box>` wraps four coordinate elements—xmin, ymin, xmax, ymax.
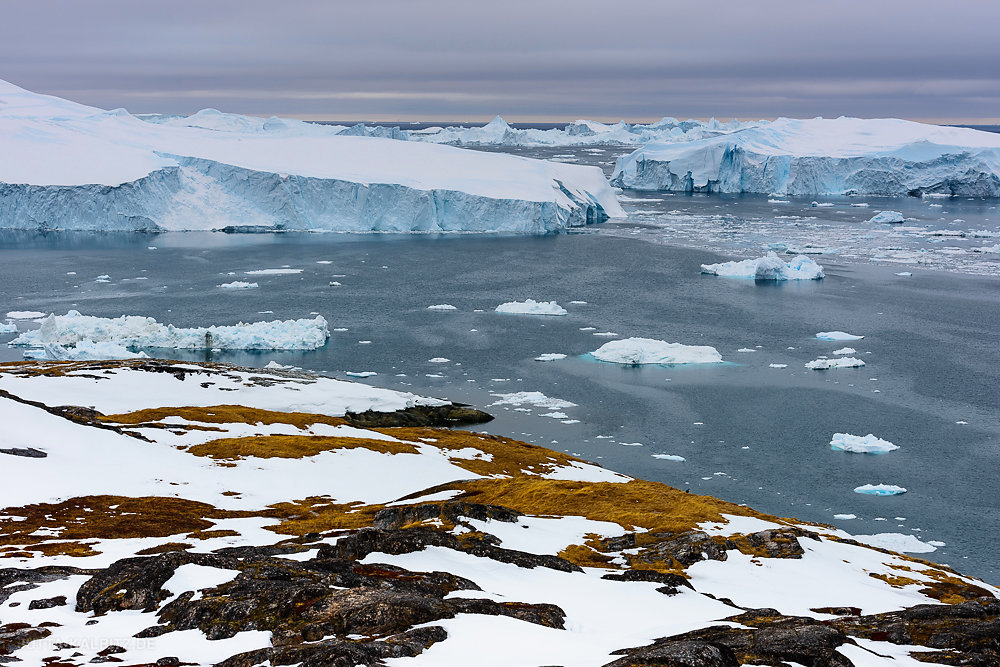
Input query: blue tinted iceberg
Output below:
<box><xmin>700</xmin><ymin>252</ymin><xmax>824</xmax><ymax>280</ymax></box>
<box><xmin>830</xmin><ymin>433</ymin><xmax>898</xmax><ymax>454</ymax></box>
<box><xmin>612</xmin><ymin>117</ymin><xmax>1000</xmax><ymax>197</ymax></box>
<box><xmin>854</xmin><ymin>484</ymin><xmax>907</xmax><ymax>496</ymax></box>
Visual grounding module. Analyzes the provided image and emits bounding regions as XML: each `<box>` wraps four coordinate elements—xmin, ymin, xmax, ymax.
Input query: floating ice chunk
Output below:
<box><xmin>0</xmin><ymin>322</ymin><xmax>18</xmax><ymax>335</ymax></box>
<box><xmin>592</xmin><ymin>331</ymin><xmax>619</xmax><ymax>337</ymax></box>
<box><xmin>95</xmin><ymin>274</ymin><xmax>111</xmax><ymax>283</ymax></box>
<box><xmin>972</xmin><ymin>243</ymin><xmax>1000</xmax><ymax>253</ymax></box>
<box><xmin>811</xmin><ymin>201</ymin><xmax>835</xmax><ymax>207</ymax></box>
<box><xmin>10</xmin><ymin>310</ymin><xmax>329</xmax><ymax>351</ymax></box>
<box><xmin>737</xmin><ymin>348</ymin><xmax>756</xmax><ymax>352</ymax></box>
<box><xmin>768</xmin><ymin>363</ymin><xmax>788</xmax><ymax>368</ymax></box>
<box><xmin>345</xmin><ymin>371</ymin><xmax>377</xmax><ymax>378</ymax></box>
<box><xmin>816</xmin><ymin>331</ymin><xmax>864</xmax><ymax>341</ymax></box>
<box><xmin>428</xmin><ymin>357</ymin><xmax>450</xmax><ymax>363</ymax></box>
<box><xmin>264</xmin><ymin>361</ymin><xmax>292</xmax><ymax>369</ymax></box>
<box><xmin>218</xmin><ymin>281</ymin><xmax>258</xmax><ymax>289</ymax></box>
<box><xmin>619</xmin><ymin>442</ymin><xmax>644</xmax><ymax>447</ymax></box>
<box><xmin>652</xmin><ymin>454</ymin><xmax>686</xmax><ymax>462</ymax></box>
<box><xmin>806</xmin><ymin>357</ymin><xmax>866</xmax><ymax>370</ymax></box>
<box><xmin>25</xmin><ymin>339</ymin><xmax>150</xmax><ymax>361</ymax></box>
<box><xmin>854</xmin><ymin>484</ymin><xmax>907</xmax><ymax>496</ymax></box>
<box><xmin>853</xmin><ymin>533</ymin><xmax>937</xmax><ymax>553</ymax></box>
<box><xmin>6</xmin><ymin>311</ymin><xmax>46</xmax><ymax>319</ymax></box>
<box><xmin>830</xmin><ymin>433</ymin><xmax>898</xmax><ymax>454</ymax></box>
<box><xmin>541</xmin><ymin>411</ymin><xmax>569</xmax><ymax>419</ymax></box>
<box><xmin>569</xmin><ymin>300</ymin><xmax>588</xmax><ymax>304</ymax></box>
<box><xmin>245</xmin><ymin>268</ymin><xmax>303</xmax><ymax>275</ymax></box>
<box><xmin>833</xmin><ymin>513</ymin><xmax>857</xmax><ymax>520</ymax></box>
<box><xmin>534</xmin><ymin>353</ymin><xmax>567</xmax><ymax>361</ymax></box>
<box><xmin>832</xmin><ymin>347</ymin><xmax>857</xmax><ymax>355</ymax></box>
<box><xmin>489</xmin><ymin>391</ymin><xmax>577</xmax><ymax>410</ymax></box>
<box><xmin>591</xmin><ymin>337</ymin><xmax>723</xmax><ymax>365</ymax></box>
<box><xmin>700</xmin><ymin>252</ymin><xmax>824</xmax><ymax>280</ymax></box>
<box><xmin>928</xmin><ymin>540</ymin><xmax>947</xmax><ymax>547</ymax></box>
<box><xmin>427</xmin><ymin>304</ymin><xmax>457</xmax><ymax>310</ymax></box>
<box><xmin>495</xmin><ymin>299</ymin><xmax>568</xmax><ymax>316</ymax></box>
<box><xmin>868</xmin><ymin>211</ymin><xmax>906</xmax><ymax>224</ymax></box>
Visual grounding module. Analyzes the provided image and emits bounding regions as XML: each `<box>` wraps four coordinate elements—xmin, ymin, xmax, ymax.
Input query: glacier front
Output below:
<box><xmin>611</xmin><ymin>117</ymin><xmax>1000</xmax><ymax>197</ymax></box>
<box><xmin>0</xmin><ymin>80</ymin><xmax>623</xmax><ymax>232</ymax></box>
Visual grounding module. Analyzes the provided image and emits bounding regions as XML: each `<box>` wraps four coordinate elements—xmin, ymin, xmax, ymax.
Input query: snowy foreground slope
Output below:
<box><xmin>612</xmin><ymin>117</ymin><xmax>1000</xmax><ymax>197</ymax></box>
<box><xmin>1</xmin><ymin>360</ymin><xmax>997</xmax><ymax>666</ymax></box>
<box><xmin>0</xmin><ymin>80</ymin><xmax>622</xmax><ymax>232</ymax></box>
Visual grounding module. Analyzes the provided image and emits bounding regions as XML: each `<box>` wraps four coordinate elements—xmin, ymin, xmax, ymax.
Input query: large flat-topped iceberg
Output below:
<box><xmin>0</xmin><ymin>80</ymin><xmax>623</xmax><ymax>232</ymax></box>
<box><xmin>611</xmin><ymin>117</ymin><xmax>1000</xmax><ymax>197</ymax></box>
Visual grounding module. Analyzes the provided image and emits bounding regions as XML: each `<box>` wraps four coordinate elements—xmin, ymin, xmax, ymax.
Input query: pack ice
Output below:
<box><xmin>0</xmin><ymin>80</ymin><xmax>623</xmax><ymax>232</ymax></box>
<box><xmin>611</xmin><ymin>117</ymin><xmax>1000</xmax><ymax>197</ymax></box>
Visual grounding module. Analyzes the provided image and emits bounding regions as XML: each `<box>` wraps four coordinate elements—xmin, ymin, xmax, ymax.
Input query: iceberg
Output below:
<box><xmin>652</xmin><ymin>454</ymin><xmax>686</xmax><ymax>462</ymax></box>
<box><xmin>816</xmin><ymin>331</ymin><xmax>864</xmax><ymax>341</ymax></box>
<box><xmin>426</xmin><ymin>304</ymin><xmax>457</xmax><ymax>311</ymax></box>
<box><xmin>6</xmin><ymin>311</ymin><xmax>46</xmax><ymax>319</ymax></box>
<box><xmin>830</xmin><ymin>433</ymin><xmax>899</xmax><ymax>454</ymax></box>
<box><xmin>700</xmin><ymin>252</ymin><xmax>824</xmax><ymax>280</ymax></box>
<box><xmin>832</xmin><ymin>347</ymin><xmax>857</xmax><ymax>355</ymax></box>
<box><xmin>489</xmin><ymin>391</ymin><xmax>577</xmax><ymax>410</ymax></box>
<box><xmin>9</xmin><ymin>310</ymin><xmax>329</xmax><ymax>353</ymax></box>
<box><xmin>495</xmin><ymin>299</ymin><xmax>568</xmax><ymax>316</ymax></box>
<box><xmin>0</xmin><ymin>322</ymin><xmax>17</xmax><ymax>335</ymax></box>
<box><xmin>25</xmin><ymin>340</ymin><xmax>150</xmax><ymax>361</ymax></box>
<box><xmin>868</xmin><ymin>211</ymin><xmax>906</xmax><ymax>224</ymax></box>
<box><xmin>611</xmin><ymin>117</ymin><xmax>1000</xmax><ymax>197</ymax></box>
<box><xmin>806</xmin><ymin>357</ymin><xmax>866</xmax><ymax>370</ymax></box>
<box><xmin>535</xmin><ymin>353</ymin><xmax>567</xmax><ymax>361</ymax></box>
<box><xmin>0</xmin><ymin>80</ymin><xmax>623</xmax><ymax>233</ymax></box>
<box><xmin>854</xmin><ymin>484</ymin><xmax>907</xmax><ymax>496</ymax></box>
<box><xmin>218</xmin><ymin>281</ymin><xmax>258</xmax><ymax>289</ymax></box>
<box><xmin>591</xmin><ymin>337</ymin><xmax>723</xmax><ymax>365</ymax></box>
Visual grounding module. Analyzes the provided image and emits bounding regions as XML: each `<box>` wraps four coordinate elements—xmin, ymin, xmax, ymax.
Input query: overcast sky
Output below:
<box><xmin>2</xmin><ymin>0</ymin><xmax>998</xmax><ymax>122</ymax></box>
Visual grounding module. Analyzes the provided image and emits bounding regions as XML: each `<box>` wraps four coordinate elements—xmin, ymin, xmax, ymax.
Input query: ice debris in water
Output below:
<box><xmin>218</xmin><ymin>281</ymin><xmax>259</xmax><ymax>289</ymax></box>
<box><xmin>0</xmin><ymin>322</ymin><xmax>19</xmax><ymax>335</ymax></box>
<box><xmin>591</xmin><ymin>337</ymin><xmax>723</xmax><ymax>365</ymax></box>
<box><xmin>868</xmin><ymin>211</ymin><xmax>906</xmax><ymax>224</ymax></box>
<box><xmin>9</xmin><ymin>310</ymin><xmax>330</xmax><ymax>354</ymax></box>
<box><xmin>854</xmin><ymin>484</ymin><xmax>907</xmax><ymax>496</ymax></box>
<box><xmin>853</xmin><ymin>533</ymin><xmax>937</xmax><ymax>553</ymax></box>
<box><xmin>495</xmin><ymin>299</ymin><xmax>568</xmax><ymax>316</ymax></box>
<box><xmin>832</xmin><ymin>347</ymin><xmax>857</xmax><ymax>355</ymax></box>
<box><xmin>700</xmin><ymin>252</ymin><xmax>824</xmax><ymax>280</ymax></box>
<box><xmin>816</xmin><ymin>331</ymin><xmax>864</xmax><ymax>341</ymax></box>
<box><xmin>534</xmin><ymin>353</ymin><xmax>567</xmax><ymax>361</ymax></box>
<box><xmin>830</xmin><ymin>433</ymin><xmax>898</xmax><ymax>454</ymax></box>
<box><xmin>652</xmin><ymin>454</ymin><xmax>686</xmax><ymax>462</ymax></box>
<box><xmin>806</xmin><ymin>357</ymin><xmax>866</xmax><ymax>370</ymax></box>
<box><xmin>489</xmin><ymin>391</ymin><xmax>577</xmax><ymax>410</ymax></box>
<box><xmin>427</xmin><ymin>304</ymin><xmax>457</xmax><ymax>310</ymax></box>
<box><xmin>6</xmin><ymin>311</ymin><xmax>46</xmax><ymax>319</ymax></box>
<box><xmin>833</xmin><ymin>513</ymin><xmax>857</xmax><ymax>520</ymax></box>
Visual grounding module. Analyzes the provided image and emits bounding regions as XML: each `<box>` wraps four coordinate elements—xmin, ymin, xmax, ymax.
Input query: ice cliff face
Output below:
<box><xmin>0</xmin><ymin>79</ymin><xmax>623</xmax><ymax>232</ymax></box>
<box><xmin>611</xmin><ymin>117</ymin><xmax>1000</xmax><ymax>197</ymax></box>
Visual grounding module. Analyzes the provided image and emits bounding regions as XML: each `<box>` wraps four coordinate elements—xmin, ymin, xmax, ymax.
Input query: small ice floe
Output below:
<box><xmin>580</xmin><ymin>327</ymin><xmax>596</xmax><ymax>331</ymax></box>
<box><xmin>345</xmin><ymin>371</ymin><xmax>377</xmax><ymax>378</ymax></box>
<box><xmin>591</xmin><ymin>337</ymin><xmax>723</xmax><ymax>365</ymax></box>
<box><xmin>427</xmin><ymin>304</ymin><xmax>457</xmax><ymax>310</ymax></box>
<box><xmin>495</xmin><ymin>299</ymin><xmax>567</xmax><ymax>316</ymax></box>
<box><xmin>768</xmin><ymin>363</ymin><xmax>788</xmax><ymax>368</ymax></box>
<box><xmin>811</xmin><ymin>201</ymin><xmax>835</xmax><ymax>207</ymax></box>
<box><xmin>316</xmin><ymin>260</ymin><xmax>333</xmax><ymax>264</ymax></box>
<box><xmin>428</xmin><ymin>357</ymin><xmax>450</xmax><ymax>363</ymax></box>
<box><xmin>854</xmin><ymin>484</ymin><xmax>907</xmax><ymax>496</ymax></box>
<box><xmin>245</xmin><ymin>268</ymin><xmax>303</xmax><ymax>275</ymax></box>
<box><xmin>95</xmin><ymin>274</ymin><xmax>111</xmax><ymax>283</ymax></box>
<box><xmin>815</xmin><ymin>331</ymin><xmax>864</xmax><ymax>341</ymax></box>
<box><xmin>833</xmin><ymin>513</ymin><xmax>857</xmax><ymax>520</ymax></box>
<box><xmin>541</xmin><ymin>411</ymin><xmax>569</xmax><ymax>419</ymax></box>
<box><xmin>0</xmin><ymin>322</ymin><xmax>18</xmax><ymax>335</ymax></box>
<box><xmin>850</xmin><ymin>202</ymin><xmax>870</xmax><ymax>207</ymax></box>
<box><xmin>768</xmin><ymin>198</ymin><xmax>790</xmax><ymax>203</ymax></box>
<box><xmin>737</xmin><ymin>348</ymin><xmax>756</xmax><ymax>353</ymax></box>
<box><xmin>329</xmin><ymin>281</ymin><xmax>342</xmax><ymax>286</ymax></box>
<box><xmin>569</xmin><ymin>300</ymin><xmax>587</xmax><ymax>304</ymax></box>
<box><xmin>652</xmin><ymin>454</ymin><xmax>686</xmax><ymax>462</ymax></box>
<box><xmin>534</xmin><ymin>353</ymin><xmax>567</xmax><ymax>361</ymax></box>
<box><xmin>358</xmin><ymin>340</ymin><xmax>372</xmax><ymax>344</ymax></box>
<box><xmin>807</xmin><ymin>357</ymin><xmax>866</xmax><ymax>370</ymax></box>
<box><xmin>868</xmin><ymin>211</ymin><xmax>906</xmax><ymax>224</ymax></box>
<box><xmin>619</xmin><ymin>442</ymin><xmax>644</xmax><ymax>447</ymax></box>
<box><xmin>218</xmin><ymin>281</ymin><xmax>258</xmax><ymax>289</ymax></box>
<box><xmin>972</xmin><ymin>243</ymin><xmax>1000</xmax><ymax>253</ymax></box>
<box><xmin>700</xmin><ymin>252</ymin><xmax>824</xmax><ymax>280</ymax></box>
<box><xmin>853</xmin><ymin>533</ymin><xmax>937</xmax><ymax>553</ymax></box>
<box><xmin>592</xmin><ymin>331</ymin><xmax>619</xmax><ymax>337</ymax></box>
<box><xmin>489</xmin><ymin>391</ymin><xmax>577</xmax><ymax>410</ymax></box>
<box><xmin>830</xmin><ymin>433</ymin><xmax>898</xmax><ymax>454</ymax></box>
<box><xmin>832</xmin><ymin>347</ymin><xmax>857</xmax><ymax>355</ymax></box>
<box><xmin>6</xmin><ymin>311</ymin><xmax>46</xmax><ymax>319</ymax></box>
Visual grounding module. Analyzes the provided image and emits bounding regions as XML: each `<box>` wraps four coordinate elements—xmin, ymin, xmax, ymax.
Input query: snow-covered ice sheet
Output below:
<box><xmin>0</xmin><ymin>80</ymin><xmax>623</xmax><ymax>232</ymax></box>
<box><xmin>612</xmin><ymin>117</ymin><xmax>1000</xmax><ymax>197</ymax></box>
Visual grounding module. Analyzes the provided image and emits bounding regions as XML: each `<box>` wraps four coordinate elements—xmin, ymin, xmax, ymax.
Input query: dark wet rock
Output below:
<box><xmin>631</xmin><ymin>531</ymin><xmax>730</xmax><ymax>567</ymax></box>
<box><xmin>322</xmin><ymin>527</ymin><xmax>581</xmax><ymax>573</ymax></box>
<box><xmin>75</xmin><ymin>552</ymin><xmax>239</xmax><ymax>615</ymax></box>
<box><xmin>601</xmin><ymin>569</ymin><xmax>694</xmax><ymax>596</ymax></box>
<box><xmin>604</xmin><ymin>639</ymin><xmax>740</xmax><ymax>667</ymax></box>
<box><xmin>344</xmin><ymin>403</ymin><xmax>493</xmax><ymax>427</ymax></box>
<box><xmin>0</xmin><ymin>447</ymin><xmax>47</xmax><ymax>459</ymax></box>
<box><xmin>372</xmin><ymin>501</ymin><xmax>522</xmax><ymax>531</ymax></box>
<box><xmin>736</xmin><ymin>528</ymin><xmax>818</xmax><ymax>558</ymax></box>
<box><xmin>0</xmin><ymin>566</ymin><xmax>93</xmax><ymax>606</ymax></box>
<box><xmin>449</xmin><ymin>598</ymin><xmax>565</xmax><ymax>629</ymax></box>
<box><xmin>0</xmin><ymin>623</ymin><xmax>52</xmax><ymax>656</ymax></box>
<box><xmin>597</xmin><ymin>533</ymin><xmax>638</xmax><ymax>552</ymax></box>
<box><xmin>28</xmin><ymin>595</ymin><xmax>66</xmax><ymax>610</ymax></box>
<box><xmin>217</xmin><ymin>626</ymin><xmax>447</xmax><ymax>667</ymax></box>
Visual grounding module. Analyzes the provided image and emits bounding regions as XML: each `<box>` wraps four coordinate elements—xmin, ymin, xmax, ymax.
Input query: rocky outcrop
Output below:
<box><xmin>343</xmin><ymin>403</ymin><xmax>494</xmax><ymax>427</ymax></box>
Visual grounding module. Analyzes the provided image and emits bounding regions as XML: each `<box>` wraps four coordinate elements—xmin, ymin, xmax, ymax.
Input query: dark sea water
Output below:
<box><xmin>1</xmin><ymin>227</ymin><xmax>998</xmax><ymax>584</ymax></box>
